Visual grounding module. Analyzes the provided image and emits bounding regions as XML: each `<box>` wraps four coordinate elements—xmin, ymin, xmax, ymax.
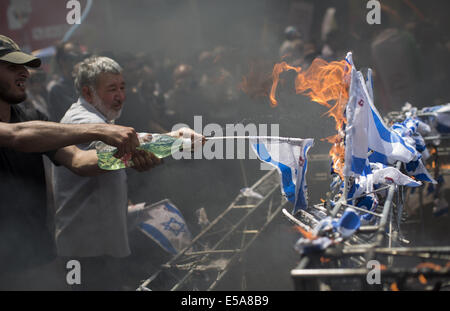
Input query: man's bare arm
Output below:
<box><xmin>54</xmin><ymin>145</ymin><xmax>163</xmax><ymax>177</ymax></box>
<box><xmin>54</xmin><ymin>146</ymin><xmax>104</xmax><ymax>177</ymax></box>
<box><xmin>0</xmin><ymin>121</ymin><xmax>139</xmax><ymax>157</ymax></box>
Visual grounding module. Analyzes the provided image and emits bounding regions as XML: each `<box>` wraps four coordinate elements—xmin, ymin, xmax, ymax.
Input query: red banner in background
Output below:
<box><xmin>0</xmin><ymin>0</ymin><xmax>89</xmax><ymax>52</ymax></box>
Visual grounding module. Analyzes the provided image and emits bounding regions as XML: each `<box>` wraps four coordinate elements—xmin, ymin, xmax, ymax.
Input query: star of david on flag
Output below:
<box><xmin>161</xmin><ymin>217</ymin><xmax>186</xmax><ymax>236</ymax></box>
<box><xmin>128</xmin><ymin>199</ymin><xmax>192</xmax><ymax>255</ymax></box>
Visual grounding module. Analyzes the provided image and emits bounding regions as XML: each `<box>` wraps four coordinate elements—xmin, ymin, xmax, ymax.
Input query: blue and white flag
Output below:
<box><xmin>344</xmin><ymin>53</ymin><xmax>370</xmax><ymax>176</ymax></box>
<box><xmin>344</xmin><ymin>52</ymin><xmax>420</xmax><ymax>177</ymax></box>
<box><xmin>356</xmin><ymin>194</ymin><xmax>379</xmax><ymax>225</ymax></box>
<box><xmin>372</xmin><ymin>166</ymin><xmax>422</xmax><ymax>187</ymax></box>
<box><xmin>310</xmin><ymin>208</ymin><xmax>361</xmax><ymax>239</ymax></box>
<box><xmin>404</xmin><ymin>159</ymin><xmax>437</xmax><ymax>184</ymax></box>
<box><xmin>129</xmin><ymin>200</ymin><xmax>192</xmax><ymax>255</ymax></box>
<box><xmin>347</xmin><ymin>163</ymin><xmax>421</xmax><ymax>206</ymax></box>
<box><xmin>391</xmin><ymin>118</ymin><xmax>436</xmax><ymax>183</ymax></box>
<box><xmin>251</xmin><ymin>137</ymin><xmax>314</xmax><ymax>214</ymax></box>
<box><xmin>392</xmin><ymin>118</ymin><xmax>429</xmax><ymax>154</ymax></box>
<box><xmin>336</xmin><ymin>208</ymin><xmax>361</xmax><ymax>238</ymax></box>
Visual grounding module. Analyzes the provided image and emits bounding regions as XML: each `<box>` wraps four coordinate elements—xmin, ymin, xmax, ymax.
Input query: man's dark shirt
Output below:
<box><xmin>47</xmin><ymin>77</ymin><xmax>77</xmax><ymax>122</ymax></box>
<box><xmin>0</xmin><ymin>105</ymin><xmax>57</xmax><ymax>274</ymax></box>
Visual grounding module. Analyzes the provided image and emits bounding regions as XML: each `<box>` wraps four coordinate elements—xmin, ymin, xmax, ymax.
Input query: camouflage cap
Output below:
<box><xmin>0</xmin><ymin>35</ymin><xmax>41</xmax><ymax>68</ymax></box>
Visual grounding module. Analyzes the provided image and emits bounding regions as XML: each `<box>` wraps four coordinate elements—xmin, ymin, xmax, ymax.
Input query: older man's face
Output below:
<box><xmin>0</xmin><ymin>61</ymin><xmax>30</xmax><ymax>105</ymax></box>
<box><xmin>93</xmin><ymin>72</ymin><xmax>126</xmax><ymax>121</ymax></box>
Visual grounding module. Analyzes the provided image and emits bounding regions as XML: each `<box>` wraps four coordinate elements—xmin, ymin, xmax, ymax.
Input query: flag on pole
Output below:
<box><xmin>365</xmin><ymin>68</ymin><xmax>374</xmax><ymax>103</ymax></box>
<box><xmin>372</xmin><ymin>166</ymin><xmax>422</xmax><ymax>187</ymax></box>
<box><xmin>404</xmin><ymin>159</ymin><xmax>437</xmax><ymax>184</ymax></box>
<box><xmin>356</xmin><ymin>194</ymin><xmax>379</xmax><ymax>224</ymax></box>
<box><xmin>350</xmin><ymin>163</ymin><xmax>421</xmax><ymax>193</ymax></box>
<box><xmin>129</xmin><ymin>199</ymin><xmax>192</xmax><ymax>255</ymax></box>
<box><xmin>250</xmin><ymin>137</ymin><xmax>314</xmax><ymax>214</ymax></box>
<box><xmin>392</xmin><ymin>118</ymin><xmax>429</xmax><ymax>154</ymax></box>
<box><xmin>391</xmin><ymin>118</ymin><xmax>436</xmax><ymax>183</ymax></box>
<box><xmin>344</xmin><ymin>52</ymin><xmax>420</xmax><ymax>177</ymax></box>
<box><xmin>344</xmin><ymin>53</ymin><xmax>370</xmax><ymax>176</ymax></box>
<box><xmin>347</xmin><ymin>163</ymin><xmax>421</xmax><ymax>208</ymax></box>
<box><xmin>336</xmin><ymin>208</ymin><xmax>361</xmax><ymax>238</ymax></box>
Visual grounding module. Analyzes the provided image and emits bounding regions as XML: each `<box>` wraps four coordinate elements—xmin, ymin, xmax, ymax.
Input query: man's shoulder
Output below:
<box><xmin>12</xmin><ymin>104</ymin><xmax>48</xmax><ymax>122</ymax></box>
<box><xmin>61</xmin><ymin>102</ymin><xmax>105</xmax><ymax>125</ymax></box>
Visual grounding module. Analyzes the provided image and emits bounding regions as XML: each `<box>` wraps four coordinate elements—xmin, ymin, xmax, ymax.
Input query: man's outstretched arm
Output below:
<box><xmin>51</xmin><ymin>126</ymin><xmax>203</xmax><ymax>176</ymax></box>
<box><xmin>0</xmin><ymin>121</ymin><xmax>139</xmax><ymax>158</ymax></box>
<box><xmin>54</xmin><ymin>145</ymin><xmax>163</xmax><ymax>177</ymax></box>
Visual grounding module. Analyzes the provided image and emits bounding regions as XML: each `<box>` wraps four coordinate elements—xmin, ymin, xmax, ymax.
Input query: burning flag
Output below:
<box><xmin>344</xmin><ymin>52</ymin><xmax>420</xmax><ymax>177</ymax></box>
<box><xmin>250</xmin><ymin>137</ymin><xmax>314</xmax><ymax>214</ymax></box>
<box><xmin>269</xmin><ymin>57</ymin><xmax>350</xmax><ymax>179</ymax></box>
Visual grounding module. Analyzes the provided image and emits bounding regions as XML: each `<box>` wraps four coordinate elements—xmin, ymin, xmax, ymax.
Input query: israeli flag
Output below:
<box><xmin>128</xmin><ymin>200</ymin><xmax>192</xmax><ymax>255</ymax></box>
<box><xmin>389</xmin><ymin>118</ymin><xmax>436</xmax><ymax>183</ymax></box>
<box><xmin>250</xmin><ymin>137</ymin><xmax>314</xmax><ymax>214</ymax></box>
<box><xmin>392</xmin><ymin>118</ymin><xmax>429</xmax><ymax>154</ymax></box>
<box><xmin>347</xmin><ymin>164</ymin><xmax>421</xmax><ymax>204</ymax></box>
<box><xmin>336</xmin><ymin>208</ymin><xmax>361</xmax><ymax>238</ymax></box>
<box><xmin>344</xmin><ymin>52</ymin><xmax>420</xmax><ymax>177</ymax></box>
<box><xmin>344</xmin><ymin>53</ymin><xmax>370</xmax><ymax>176</ymax></box>
<box><xmin>372</xmin><ymin>166</ymin><xmax>422</xmax><ymax>187</ymax></box>
<box><xmin>404</xmin><ymin>159</ymin><xmax>437</xmax><ymax>184</ymax></box>
<box><xmin>356</xmin><ymin>195</ymin><xmax>378</xmax><ymax>225</ymax></box>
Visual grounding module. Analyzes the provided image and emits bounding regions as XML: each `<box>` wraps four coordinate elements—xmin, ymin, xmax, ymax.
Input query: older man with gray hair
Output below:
<box><xmin>53</xmin><ymin>55</ymin><xmax>203</xmax><ymax>290</ymax></box>
<box><xmin>52</xmin><ymin>56</ymin><xmax>162</xmax><ymax>290</ymax></box>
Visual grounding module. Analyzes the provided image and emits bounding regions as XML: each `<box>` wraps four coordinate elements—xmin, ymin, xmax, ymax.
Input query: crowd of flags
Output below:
<box><xmin>288</xmin><ymin>52</ymin><xmax>450</xmax><ymax>253</ymax></box>
<box><xmin>254</xmin><ymin>52</ymin><xmax>439</xmax><ymax>218</ymax></box>
<box><xmin>254</xmin><ymin>51</ymin><xmax>447</xmax><ymax>248</ymax></box>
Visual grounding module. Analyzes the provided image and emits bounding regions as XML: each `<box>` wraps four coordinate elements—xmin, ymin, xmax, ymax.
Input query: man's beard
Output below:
<box><xmin>0</xmin><ymin>79</ymin><xmax>26</xmax><ymax>104</ymax></box>
<box><xmin>92</xmin><ymin>92</ymin><xmax>122</xmax><ymax>122</ymax></box>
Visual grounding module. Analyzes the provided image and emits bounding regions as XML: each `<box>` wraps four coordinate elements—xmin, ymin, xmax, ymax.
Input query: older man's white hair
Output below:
<box><xmin>73</xmin><ymin>56</ymin><xmax>122</xmax><ymax>95</ymax></box>
<box><xmin>73</xmin><ymin>56</ymin><xmax>123</xmax><ymax>121</ymax></box>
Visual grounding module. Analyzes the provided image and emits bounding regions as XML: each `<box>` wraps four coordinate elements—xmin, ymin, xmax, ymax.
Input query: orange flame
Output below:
<box><xmin>427</xmin><ymin>154</ymin><xmax>450</xmax><ymax>170</ymax></box>
<box><xmin>416</xmin><ymin>262</ymin><xmax>442</xmax><ymax>271</ymax></box>
<box><xmin>418</xmin><ymin>274</ymin><xmax>427</xmax><ymax>285</ymax></box>
<box><xmin>390</xmin><ymin>282</ymin><xmax>400</xmax><ymax>291</ymax></box>
<box><xmin>270</xmin><ymin>58</ymin><xmax>351</xmax><ymax>178</ymax></box>
<box><xmin>439</xmin><ymin>164</ymin><xmax>450</xmax><ymax>170</ymax></box>
<box><xmin>269</xmin><ymin>61</ymin><xmax>301</xmax><ymax>107</ymax></box>
<box><xmin>415</xmin><ymin>262</ymin><xmax>441</xmax><ymax>285</ymax></box>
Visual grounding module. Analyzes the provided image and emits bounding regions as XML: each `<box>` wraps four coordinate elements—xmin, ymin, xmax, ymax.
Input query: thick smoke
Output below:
<box><xmin>2</xmin><ymin>0</ymin><xmax>450</xmax><ymax>290</ymax></box>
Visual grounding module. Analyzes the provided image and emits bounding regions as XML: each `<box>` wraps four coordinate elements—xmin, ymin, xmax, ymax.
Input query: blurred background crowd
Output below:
<box><xmin>2</xmin><ymin>0</ymin><xmax>449</xmax><ymax>289</ymax></box>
